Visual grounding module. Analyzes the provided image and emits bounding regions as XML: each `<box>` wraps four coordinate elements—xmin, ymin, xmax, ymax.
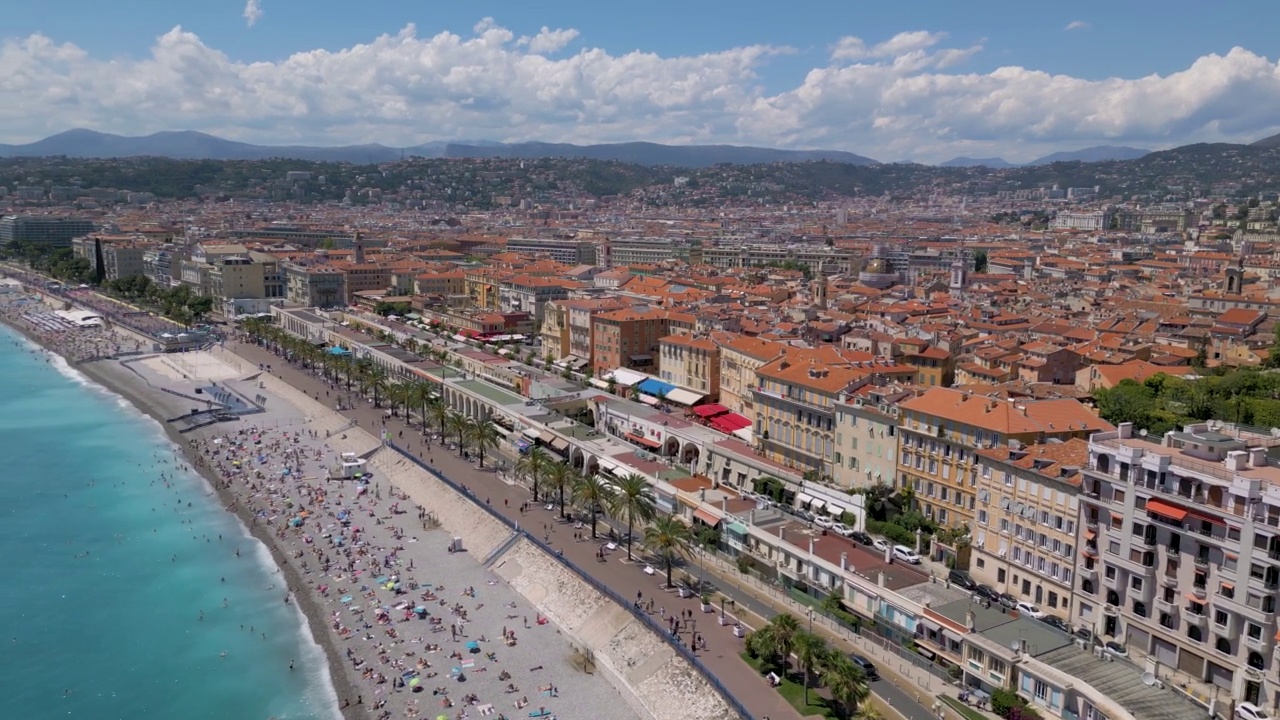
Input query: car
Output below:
<box><xmin>948</xmin><ymin>569</ymin><xmax>978</xmax><ymax>591</ymax></box>
<box><xmin>975</xmin><ymin>584</ymin><xmax>1001</xmax><ymax>603</ymax></box>
<box><xmin>1074</xmin><ymin>627</ymin><xmax>1095</xmax><ymax>644</ymax></box>
<box><xmin>997</xmin><ymin>593</ymin><xmax>1018</xmax><ymax>609</ymax></box>
<box><xmin>872</xmin><ymin>538</ymin><xmax>890</xmax><ymax>552</ymax></box>
<box><xmin>849</xmin><ymin>530</ymin><xmax>874</xmax><ymax>546</ymax></box>
<box><xmin>1237</xmin><ymin>702</ymin><xmax>1271</xmax><ymax>720</ymax></box>
<box><xmin>848</xmin><ymin>654</ymin><xmax>879</xmax><ymax>680</ymax></box>
<box><xmin>1102</xmin><ymin>641</ymin><xmax>1128</xmax><ymax>659</ymax></box>
<box><xmin>1015</xmin><ymin>601</ymin><xmax>1045</xmax><ymax>619</ymax></box>
<box><xmin>892</xmin><ymin>545</ymin><xmax>922</xmax><ymax>564</ymax></box>
<box><xmin>794</xmin><ymin>509</ymin><xmax>815</xmax><ymax>522</ymax></box>
<box><xmin>814</xmin><ymin>516</ymin><xmax>836</xmax><ymax>529</ymax></box>
<box><xmin>1039</xmin><ymin>615</ymin><xmax>1071</xmax><ymax>633</ymax></box>
<box><xmin>831</xmin><ymin>522</ymin><xmax>854</xmax><ymax>537</ymax></box>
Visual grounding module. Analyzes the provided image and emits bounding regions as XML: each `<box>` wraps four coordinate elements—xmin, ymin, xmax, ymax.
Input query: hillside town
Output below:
<box><xmin>7</xmin><ymin>157</ymin><xmax>1280</xmax><ymax>720</ymax></box>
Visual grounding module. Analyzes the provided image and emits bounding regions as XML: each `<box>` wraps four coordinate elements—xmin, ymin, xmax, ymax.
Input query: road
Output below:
<box><xmin>229</xmin><ymin>337</ymin><xmax>946</xmax><ymax>720</ymax></box>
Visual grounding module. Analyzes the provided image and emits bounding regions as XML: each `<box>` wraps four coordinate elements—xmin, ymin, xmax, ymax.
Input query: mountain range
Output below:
<box><xmin>0</xmin><ymin>129</ymin><xmax>1264</xmax><ymax>169</ymax></box>
<box><xmin>940</xmin><ymin>145</ymin><xmax>1152</xmax><ymax>168</ymax></box>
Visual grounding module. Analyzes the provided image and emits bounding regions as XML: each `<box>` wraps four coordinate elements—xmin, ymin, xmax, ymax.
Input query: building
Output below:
<box><xmin>282</xmin><ymin>261</ymin><xmax>346</xmax><ymax>308</ymax></box>
<box><xmin>717</xmin><ymin>335</ymin><xmax>784</xmax><ymax>416</ymax></box>
<box><xmin>505</xmin><ymin>237</ymin><xmax>597</xmax><ymax>265</ymax></box>
<box><xmin>601</xmin><ymin>237</ymin><xmax>702</xmax><ymax>267</ymax></box>
<box><xmin>0</xmin><ymin>215</ymin><xmax>96</xmax><ymax>247</ymax></box>
<box><xmin>208</xmin><ymin>256</ymin><xmax>267</xmax><ymax>301</ymax></box>
<box><xmin>658</xmin><ymin>333</ymin><xmax>721</xmax><ymax>399</ymax></box>
<box><xmin>498</xmin><ymin>275</ymin><xmax>574</xmax><ymax>323</ymax></box>
<box><xmin>1050</xmin><ymin>211</ymin><xmax>1114</xmax><ymax>231</ymax></box>
<box><xmin>832</xmin><ymin>386</ymin><xmax>904</xmax><ymax>491</ymax></box>
<box><xmin>702</xmin><ymin>243</ymin><xmax>859</xmax><ymax>274</ymax></box>
<box><xmin>143</xmin><ymin>244</ymin><xmax>182</xmax><ymax>288</ymax></box>
<box><xmin>970</xmin><ymin>439</ymin><xmax>1087</xmax><ymax>620</ymax></box>
<box><xmin>591</xmin><ymin>307</ymin><xmax>692</xmax><ymax>375</ymax></box>
<box><xmin>896</xmin><ymin>388</ymin><xmax>1111</xmax><ymax>528</ymax></box>
<box><xmin>1079</xmin><ymin>422</ymin><xmax>1280</xmax><ymax>705</ymax></box>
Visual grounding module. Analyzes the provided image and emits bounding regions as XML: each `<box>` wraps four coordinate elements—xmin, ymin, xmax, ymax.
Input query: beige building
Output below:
<box><xmin>717</xmin><ymin>335</ymin><xmax>784</xmax><ymax>416</ymax></box>
<box><xmin>832</xmin><ymin>385</ymin><xmax>906</xmax><ymax>491</ymax></box>
<box><xmin>970</xmin><ymin>439</ymin><xmax>1087</xmax><ymax>620</ymax></box>
<box><xmin>658</xmin><ymin>333</ymin><xmax>721</xmax><ymax>399</ymax></box>
<box><xmin>208</xmin><ymin>256</ymin><xmax>267</xmax><ymax>301</ymax></box>
<box><xmin>283</xmin><ymin>261</ymin><xmax>346</xmax><ymax>308</ymax></box>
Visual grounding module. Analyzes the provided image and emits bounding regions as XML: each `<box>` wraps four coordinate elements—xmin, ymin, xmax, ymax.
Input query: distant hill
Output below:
<box><xmin>1026</xmin><ymin>145</ymin><xmax>1149</xmax><ymax>165</ymax></box>
<box><xmin>0</xmin><ymin>129</ymin><xmax>878</xmax><ymax>167</ymax></box>
<box><xmin>444</xmin><ymin>141</ymin><xmax>879</xmax><ymax>167</ymax></box>
<box><xmin>1251</xmin><ymin>132</ymin><xmax>1280</xmax><ymax>149</ymax></box>
<box><xmin>939</xmin><ymin>156</ymin><xmax>1015</xmax><ymax>168</ymax></box>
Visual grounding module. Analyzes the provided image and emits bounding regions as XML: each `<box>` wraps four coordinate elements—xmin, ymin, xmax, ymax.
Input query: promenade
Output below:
<box><xmin>229</xmin><ymin>338</ymin><xmax>977</xmax><ymax>720</ymax></box>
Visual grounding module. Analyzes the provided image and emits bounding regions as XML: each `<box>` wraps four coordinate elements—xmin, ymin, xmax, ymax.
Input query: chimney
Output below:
<box><xmin>965</xmin><ymin>610</ymin><xmax>976</xmax><ymax>631</ymax></box>
<box><xmin>808</xmin><ymin>537</ymin><xmax>816</xmax><ymax>555</ymax></box>
<box><xmin>1118</xmin><ymin>422</ymin><xmax>1133</xmax><ymax>439</ymax></box>
<box><xmin>1226</xmin><ymin>450</ymin><xmax>1248</xmax><ymax>472</ymax></box>
<box><xmin>700</xmin><ymin>488</ymin><xmax>706</xmax><ymax>501</ymax></box>
<box><xmin>840</xmin><ymin>552</ymin><xmax>848</xmax><ymax>572</ymax></box>
<box><xmin>877</xmin><ymin>571</ymin><xmax>886</xmax><ymax>587</ymax></box>
<box><xmin>721</xmin><ymin>497</ymin><xmax>728</xmax><ymax>512</ymax></box>
<box><xmin>779</xmin><ymin>526</ymin><xmax>786</xmax><ymax>542</ymax></box>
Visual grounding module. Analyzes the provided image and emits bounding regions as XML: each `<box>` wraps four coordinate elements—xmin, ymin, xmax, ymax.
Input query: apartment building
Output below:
<box><xmin>601</xmin><ymin>237</ymin><xmax>703</xmax><ymax>267</ymax></box>
<box><xmin>282</xmin><ymin>261</ymin><xmax>346</xmax><ymax>308</ymax></box>
<box><xmin>208</xmin><ymin>256</ymin><xmax>267</xmax><ymax>301</ymax></box>
<box><xmin>498</xmin><ymin>275</ymin><xmax>574</xmax><ymax>323</ymax></box>
<box><xmin>464</xmin><ymin>268</ymin><xmax>503</xmax><ymax>309</ymax></box>
<box><xmin>717</xmin><ymin>335</ymin><xmax>784</xmax><ymax>416</ymax></box>
<box><xmin>566</xmin><ymin>298</ymin><xmax>626</xmax><ymax>366</ymax></box>
<box><xmin>143</xmin><ymin>244</ymin><xmax>182</xmax><ymax>288</ymax></box>
<box><xmin>658</xmin><ymin>333</ymin><xmax>721</xmax><ymax>398</ymax></box>
<box><xmin>896</xmin><ymin>388</ymin><xmax>1110</xmax><ymax>528</ymax></box>
<box><xmin>832</xmin><ymin>385</ymin><xmax>905</xmax><ymax>491</ymax></box>
<box><xmin>591</xmin><ymin>307</ymin><xmax>676</xmax><ymax>375</ymax></box>
<box><xmin>1079</xmin><ymin>422</ymin><xmax>1280</xmax><ymax>706</ymax></box>
<box><xmin>0</xmin><ymin>215</ymin><xmax>95</xmax><ymax>247</ymax></box>
<box><xmin>505</xmin><ymin>237</ymin><xmax>597</xmax><ymax>265</ymax></box>
<box><xmin>413</xmin><ymin>270</ymin><xmax>466</xmax><ymax>297</ymax></box>
<box><xmin>971</xmin><ymin>439</ymin><xmax>1087</xmax><ymax>619</ymax></box>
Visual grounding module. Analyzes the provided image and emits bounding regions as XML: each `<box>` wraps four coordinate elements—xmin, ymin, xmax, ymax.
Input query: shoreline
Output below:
<box><xmin>0</xmin><ymin>308</ymin><xmax>366</xmax><ymax>720</ymax></box>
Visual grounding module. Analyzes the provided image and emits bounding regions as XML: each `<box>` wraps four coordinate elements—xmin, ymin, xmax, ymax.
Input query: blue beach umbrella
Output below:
<box><xmin>340</xmin><ymin>595</ymin><xmax>353</xmax><ymax>604</ymax></box>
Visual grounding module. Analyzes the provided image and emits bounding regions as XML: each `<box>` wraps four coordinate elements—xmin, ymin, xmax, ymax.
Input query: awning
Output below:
<box><xmin>598</xmin><ymin>458</ymin><xmax>620</xmax><ymax>474</ymax></box>
<box><xmin>915</xmin><ymin>646</ymin><xmax>936</xmax><ymax>660</ymax></box>
<box><xmin>1084</xmin><ymin>529</ymin><xmax>1096</xmax><ymax>540</ymax></box>
<box><xmin>629</xmin><ymin>354</ymin><xmax>653</xmax><ymax>363</ymax></box>
<box><xmin>665</xmin><ymin>388</ymin><xmax>705</xmax><ymax>406</ymax></box>
<box><xmin>827</xmin><ymin>503</ymin><xmax>846</xmax><ymax>517</ymax></box>
<box><xmin>637</xmin><ymin>378</ymin><xmax>676</xmax><ymax>396</ymax></box>
<box><xmin>942</xmin><ymin>629</ymin><xmax>965</xmax><ymax>645</ymax></box>
<box><xmin>638</xmin><ymin>394</ymin><xmax>661</xmax><ymax>406</ymax></box>
<box><xmin>1184</xmin><ymin>593</ymin><xmax>1205</xmax><ymax>603</ymax></box>
<box><xmin>1146</xmin><ymin>499</ymin><xmax>1189</xmax><ymax>521</ymax></box>
<box><xmin>810</xmin><ymin>499</ymin><xmax>827</xmax><ymax>512</ymax></box>
<box><xmin>549</xmin><ymin>438</ymin><xmax>570</xmax><ymax>453</ymax></box>
<box><xmin>588</xmin><ymin>377</ymin><xmax>609</xmax><ymax>389</ymax></box>
<box><xmin>797</xmin><ymin>493</ymin><xmax>816</xmax><ymax>506</ymax></box>
<box><xmin>710</xmin><ymin>413</ymin><xmax>752</xmax><ymax>433</ymax></box>
<box><xmin>522</xmin><ymin>428</ymin><xmax>543</xmax><ymax>441</ymax></box>
<box><xmin>694</xmin><ymin>508</ymin><xmax>721</xmax><ymax>526</ymax></box>
<box><xmin>691</xmin><ymin>403</ymin><xmax>729</xmax><ymax>418</ymax></box>
<box><xmin>1188</xmin><ymin>508</ymin><xmax>1226</xmax><ymax>526</ymax></box>
<box><xmin>626</xmin><ymin>432</ymin><xmax>661</xmax><ymax>449</ymax></box>
<box><xmin>1220</xmin><ymin>582</ymin><xmax>1234</xmax><ymax>591</ymax></box>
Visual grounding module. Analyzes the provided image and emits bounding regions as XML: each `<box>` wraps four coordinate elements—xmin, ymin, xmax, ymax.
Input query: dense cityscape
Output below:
<box><xmin>5</xmin><ymin>135</ymin><xmax>1280</xmax><ymax>720</ymax></box>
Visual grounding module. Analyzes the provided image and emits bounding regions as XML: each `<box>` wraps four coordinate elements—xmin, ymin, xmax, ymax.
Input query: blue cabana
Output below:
<box><xmin>327</xmin><ymin>346</ymin><xmax>352</xmax><ymax>356</ymax></box>
<box><xmin>636</xmin><ymin>378</ymin><xmax>675</xmax><ymax>397</ymax></box>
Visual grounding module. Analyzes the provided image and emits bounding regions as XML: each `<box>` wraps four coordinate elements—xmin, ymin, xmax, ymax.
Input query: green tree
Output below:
<box><xmin>446</xmin><ymin>411</ymin><xmax>471</xmax><ymax>456</ymax></box>
<box><xmin>644</xmin><ymin>513</ymin><xmax>693</xmax><ymax>589</ymax></box>
<box><xmin>973</xmin><ymin>249</ymin><xmax>988</xmax><ymax>273</ymax></box>
<box><xmin>466</xmin><ymin>419</ymin><xmax>500</xmax><ymax>468</ymax></box>
<box><xmin>607</xmin><ymin>473</ymin><xmax>657</xmax><ymax>560</ymax></box>
<box><xmin>571</xmin><ymin>472</ymin><xmax>615</xmax><ymax>539</ymax></box>
<box><xmin>747</xmin><ymin>613</ymin><xmax>801</xmax><ymax>670</ymax></box>
<box><xmin>792</xmin><ymin>630</ymin><xmax>829</xmax><ymax>706</ymax></box>
<box><xmin>825</xmin><ymin>653</ymin><xmax>872</xmax><ymax>719</ymax></box>
<box><xmin>515</xmin><ymin>446</ymin><xmax>553</xmax><ymax>503</ymax></box>
<box><xmin>1094</xmin><ymin>379</ymin><xmax>1156</xmax><ymax>428</ymax></box>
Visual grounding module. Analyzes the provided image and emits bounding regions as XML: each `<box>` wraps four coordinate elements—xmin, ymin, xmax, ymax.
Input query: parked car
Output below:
<box><xmin>848</xmin><ymin>654</ymin><xmax>879</xmax><ymax>680</ymax></box>
<box><xmin>997</xmin><ymin>593</ymin><xmax>1018</xmax><ymax>609</ymax></box>
<box><xmin>831</xmin><ymin>522</ymin><xmax>854</xmax><ymax>537</ymax></box>
<box><xmin>975</xmin><ymin>584</ymin><xmax>1001</xmax><ymax>603</ymax></box>
<box><xmin>814</xmin><ymin>516</ymin><xmax>836</xmax><ymax>529</ymax></box>
<box><xmin>1237</xmin><ymin>702</ymin><xmax>1271</xmax><ymax>720</ymax></box>
<box><xmin>1015</xmin><ymin>601</ymin><xmax>1046</xmax><ymax>618</ymax></box>
<box><xmin>872</xmin><ymin>538</ymin><xmax>890</xmax><ymax>552</ymax></box>
<box><xmin>1074</xmin><ymin>627</ymin><xmax>1095</xmax><ymax>644</ymax></box>
<box><xmin>1102</xmin><ymin>641</ymin><xmax>1128</xmax><ymax>659</ymax></box>
<box><xmin>794</xmin><ymin>509</ymin><xmax>815</xmax><ymax>522</ymax></box>
<box><xmin>948</xmin><ymin>569</ymin><xmax>978</xmax><ymax>591</ymax></box>
<box><xmin>892</xmin><ymin>545</ymin><xmax>922</xmax><ymax>564</ymax></box>
<box><xmin>849</xmin><ymin>530</ymin><xmax>874</xmax><ymax>546</ymax></box>
<box><xmin>1039</xmin><ymin>615</ymin><xmax>1071</xmax><ymax>633</ymax></box>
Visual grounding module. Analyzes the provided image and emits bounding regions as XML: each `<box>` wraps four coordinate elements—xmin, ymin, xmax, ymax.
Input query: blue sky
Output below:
<box><xmin>1</xmin><ymin>0</ymin><xmax>1278</xmax><ymax>162</ymax></box>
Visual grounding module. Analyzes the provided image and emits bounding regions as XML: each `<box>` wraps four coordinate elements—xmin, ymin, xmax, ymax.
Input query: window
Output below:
<box><xmin>978</xmin><ymin>510</ymin><xmax>989</xmax><ymax>525</ymax></box>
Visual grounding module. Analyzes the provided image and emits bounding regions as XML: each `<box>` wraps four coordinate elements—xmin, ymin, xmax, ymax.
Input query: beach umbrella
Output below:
<box><xmin>409</xmin><ymin>677</ymin><xmax>420</xmax><ymax>687</ymax></box>
<box><xmin>340</xmin><ymin>596</ymin><xmax>352</xmax><ymax>604</ymax></box>
<box><xmin>414</xmin><ymin>606</ymin><xmax>426</xmax><ymax>614</ymax></box>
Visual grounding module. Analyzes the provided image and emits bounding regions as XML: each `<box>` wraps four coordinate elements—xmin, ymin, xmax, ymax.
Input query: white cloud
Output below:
<box><xmin>1065</xmin><ymin>20</ymin><xmax>1090</xmax><ymax>31</ymax></box>
<box><xmin>1</xmin><ymin>21</ymin><xmax>1279</xmax><ymax>163</ymax></box>
<box><xmin>243</xmin><ymin>0</ymin><xmax>263</xmax><ymax>28</ymax></box>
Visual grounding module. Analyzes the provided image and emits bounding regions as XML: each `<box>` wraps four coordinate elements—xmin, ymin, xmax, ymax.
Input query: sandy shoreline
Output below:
<box><xmin>0</xmin><ymin>304</ymin><xmax>368</xmax><ymax>720</ymax></box>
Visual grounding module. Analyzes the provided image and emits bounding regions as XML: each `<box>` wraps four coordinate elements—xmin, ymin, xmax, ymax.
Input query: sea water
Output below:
<box><xmin>0</xmin><ymin>325</ymin><xmax>339</xmax><ymax>720</ymax></box>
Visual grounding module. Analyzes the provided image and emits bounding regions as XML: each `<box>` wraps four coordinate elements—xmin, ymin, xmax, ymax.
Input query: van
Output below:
<box><xmin>849</xmin><ymin>653</ymin><xmax>879</xmax><ymax>680</ymax></box>
<box><xmin>892</xmin><ymin>545</ymin><xmax>921</xmax><ymax>564</ymax></box>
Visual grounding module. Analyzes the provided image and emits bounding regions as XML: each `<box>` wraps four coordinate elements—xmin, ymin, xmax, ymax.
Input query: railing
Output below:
<box><xmin>383</xmin><ymin>440</ymin><xmax>755</xmax><ymax>720</ymax></box>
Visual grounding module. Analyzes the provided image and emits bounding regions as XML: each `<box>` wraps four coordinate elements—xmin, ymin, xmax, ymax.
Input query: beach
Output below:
<box><xmin>0</xmin><ymin>287</ymin><xmax>644</xmax><ymax>720</ymax></box>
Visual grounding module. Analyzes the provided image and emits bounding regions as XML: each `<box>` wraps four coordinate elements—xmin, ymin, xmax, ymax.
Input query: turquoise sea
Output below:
<box><xmin>0</xmin><ymin>324</ymin><xmax>339</xmax><ymax>720</ymax></box>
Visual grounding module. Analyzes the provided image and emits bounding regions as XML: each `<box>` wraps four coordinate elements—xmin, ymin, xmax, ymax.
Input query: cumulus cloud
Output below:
<box><xmin>1</xmin><ymin>20</ymin><xmax>1279</xmax><ymax>163</ymax></box>
<box><xmin>1065</xmin><ymin>20</ymin><xmax>1090</xmax><ymax>31</ymax></box>
<box><xmin>243</xmin><ymin>0</ymin><xmax>263</xmax><ymax>28</ymax></box>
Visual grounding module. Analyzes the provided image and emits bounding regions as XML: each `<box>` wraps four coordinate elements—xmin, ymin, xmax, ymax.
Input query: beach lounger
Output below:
<box><xmin>528</xmin><ymin>711</ymin><xmax>551</xmax><ymax>718</ymax></box>
<box><xmin>643</xmin><ymin>565</ymin><xmax>655</xmax><ymax>575</ymax></box>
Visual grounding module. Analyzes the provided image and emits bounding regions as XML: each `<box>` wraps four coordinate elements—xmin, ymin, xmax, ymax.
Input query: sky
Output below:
<box><xmin>2</xmin><ymin>0</ymin><xmax>1279</xmax><ymax>163</ymax></box>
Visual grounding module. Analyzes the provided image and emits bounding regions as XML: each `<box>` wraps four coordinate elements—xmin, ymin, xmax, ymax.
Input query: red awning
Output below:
<box><xmin>1187</xmin><ymin>508</ymin><xmax>1227</xmax><ymax>526</ymax></box>
<box><xmin>626</xmin><ymin>432</ymin><xmax>661</xmax><ymax>449</ymax></box>
<box><xmin>1146</xmin><ymin>499</ymin><xmax>1189</xmax><ymax>521</ymax></box>
<box><xmin>711</xmin><ymin>413</ymin><xmax>752</xmax><ymax>433</ymax></box>
<box><xmin>693</xmin><ymin>508</ymin><xmax>721</xmax><ymax>526</ymax></box>
<box><xmin>691</xmin><ymin>403</ymin><xmax>730</xmax><ymax>418</ymax></box>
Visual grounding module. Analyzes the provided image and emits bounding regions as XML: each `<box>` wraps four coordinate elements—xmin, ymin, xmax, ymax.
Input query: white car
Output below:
<box><xmin>872</xmin><ymin>538</ymin><xmax>890</xmax><ymax>552</ymax></box>
<box><xmin>831</xmin><ymin>523</ymin><xmax>854</xmax><ymax>537</ymax></box>
<box><xmin>892</xmin><ymin>545</ymin><xmax>921</xmax><ymax>564</ymax></box>
<box><xmin>814</xmin><ymin>516</ymin><xmax>836</xmax><ymax>529</ymax></box>
<box><xmin>1237</xmin><ymin>703</ymin><xmax>1270</xmax><ymax>720</ymax></box>
<box><xmin>1015</xmin><ymin>601</ymin><xmax>1045</xmax><ymax>619</ymax></box>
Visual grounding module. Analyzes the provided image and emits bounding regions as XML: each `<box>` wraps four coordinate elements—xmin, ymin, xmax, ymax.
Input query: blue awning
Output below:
<box><xmin>327</xmin><ymin>346</ymin><xmax>352</xmax><ymax>356</ymax></box>
<box><xmin>637</xmin><ymin>378</ymin><xmax>676</xmax><ymax>397</ymax></box>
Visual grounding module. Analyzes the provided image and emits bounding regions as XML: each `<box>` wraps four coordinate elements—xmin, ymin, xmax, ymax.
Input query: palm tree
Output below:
<box><xmin>425</xmin><ymin>394</ymin><xmax>450</xmax><ymax>437</ymax></box>
<box><xmin>384</xmin><ymin>381</ymin><xmax>410</xmax><ymax>419</ymax></box>
<box><xmin>792</xmin><ymin>630</ymin><xmax>829</xmax><ymax>706</ymax></box>
<box><xmin>515</xmin><ymin>447</ymin><xmax>552</xmax><ymax>502</ymax></box>
<box><xmin>543</xmin><ymin>462</ymin><xmax>574</xmax><ymax>519</ymax></box>
<box><xmin>607</xmin><ymin>473</ymin><xmax>656</xmax><ymax>561</ymax></box>
<box><xmin>467</xmin><ymin>419</ymin><xmax>500</xmax><ymax>468</ymax></box>
<box><xmin>643</xmin><ymin>513</ymin><xmax>692</xmax><ymax>589</ymax></box>
<box><xmin>754</xmin><ymin>613</ymin><xmax>801</xmax><ymax>670</ymax></box>
<box><xmin>572</xmin><ymin>473</ymin><xmax>615</xmax><ymax>539</ymax></box>
<box><xmin>824</xmin><ymin>653</ymin><xmax>871</xmax><ymax>719</ymax></box>
<box><xmin>362</xmin><ymin>367</ymin><xmax>389</xmax><ymax>407</ymax></box>
<box><xmin>446</xmin><ymin>411</ymin><xmax>470</xmax><ymax>456</ymax></box>
<box><xmin>407</xmin><ymin>380</ymin><xmax>434</xmax><ymax>430</ymax></box>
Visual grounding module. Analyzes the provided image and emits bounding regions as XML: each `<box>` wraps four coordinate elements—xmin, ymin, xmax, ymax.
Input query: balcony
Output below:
<box><xmin>1155</xmin><ymin>596</ymin><xmax>1176</xmax><ymax>614</ymax></box>
<box><xmin>1194</xmin><ymin>555</ymin><xmax>1210</xmax><ymax>569</ymax></box>
<box><xmin>1163</xmin><ymin>574</ymin><xmax>1180</xmax><ymax>589</ymax></box>
<box><xmin>1246</xmin><ymin>634</ymin><xmax>1274</xmax><ymax>653</ymax></box>
<box><xmin>1103</xmin><ymin>603</ymin><xmax>1121</xmax><ymax>616</ymax></box>
<box><xmin>1217</xmin><ymin>593</ymin><xmax>1277</xmax><ymax>623</ymax></box>
<box><xmin>1078</xmin><ymin>566</ymin><xmax>1097</xmax><ymax>582</ymax></box>
<box><xmin>1103</xmin><ymin>573</ymin><xmax>1121</xmax><ymax>591</ymax></box>
<box><xmin>1191</xmin><ymin>586</ymin><xmax>1208</xmax><ymax>601</ymax></box>
<box><xmin>1185</xmin><ymin>610</ymin><xmax>1209</xmax><ymax>629</ymax></box>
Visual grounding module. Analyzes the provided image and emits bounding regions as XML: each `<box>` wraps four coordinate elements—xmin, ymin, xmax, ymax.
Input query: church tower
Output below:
<box><xmin>949</xmin><ymin>260</ymin><xmax>968</xmax><ymax>290</ymax></box>
<box><xmin>1225</xmin><ymin>257</ymin><xmax>1244</xmax><ymax>295</ymax></box>
<box><xmin>811</xmin><ymin>276</ymin><xmax>828</xmax><ymax>310</ymax></box>
<box><xmin>353</xmin><ymin>230</ymin><xmax>365</xmax><ymax>264</ymax></box>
